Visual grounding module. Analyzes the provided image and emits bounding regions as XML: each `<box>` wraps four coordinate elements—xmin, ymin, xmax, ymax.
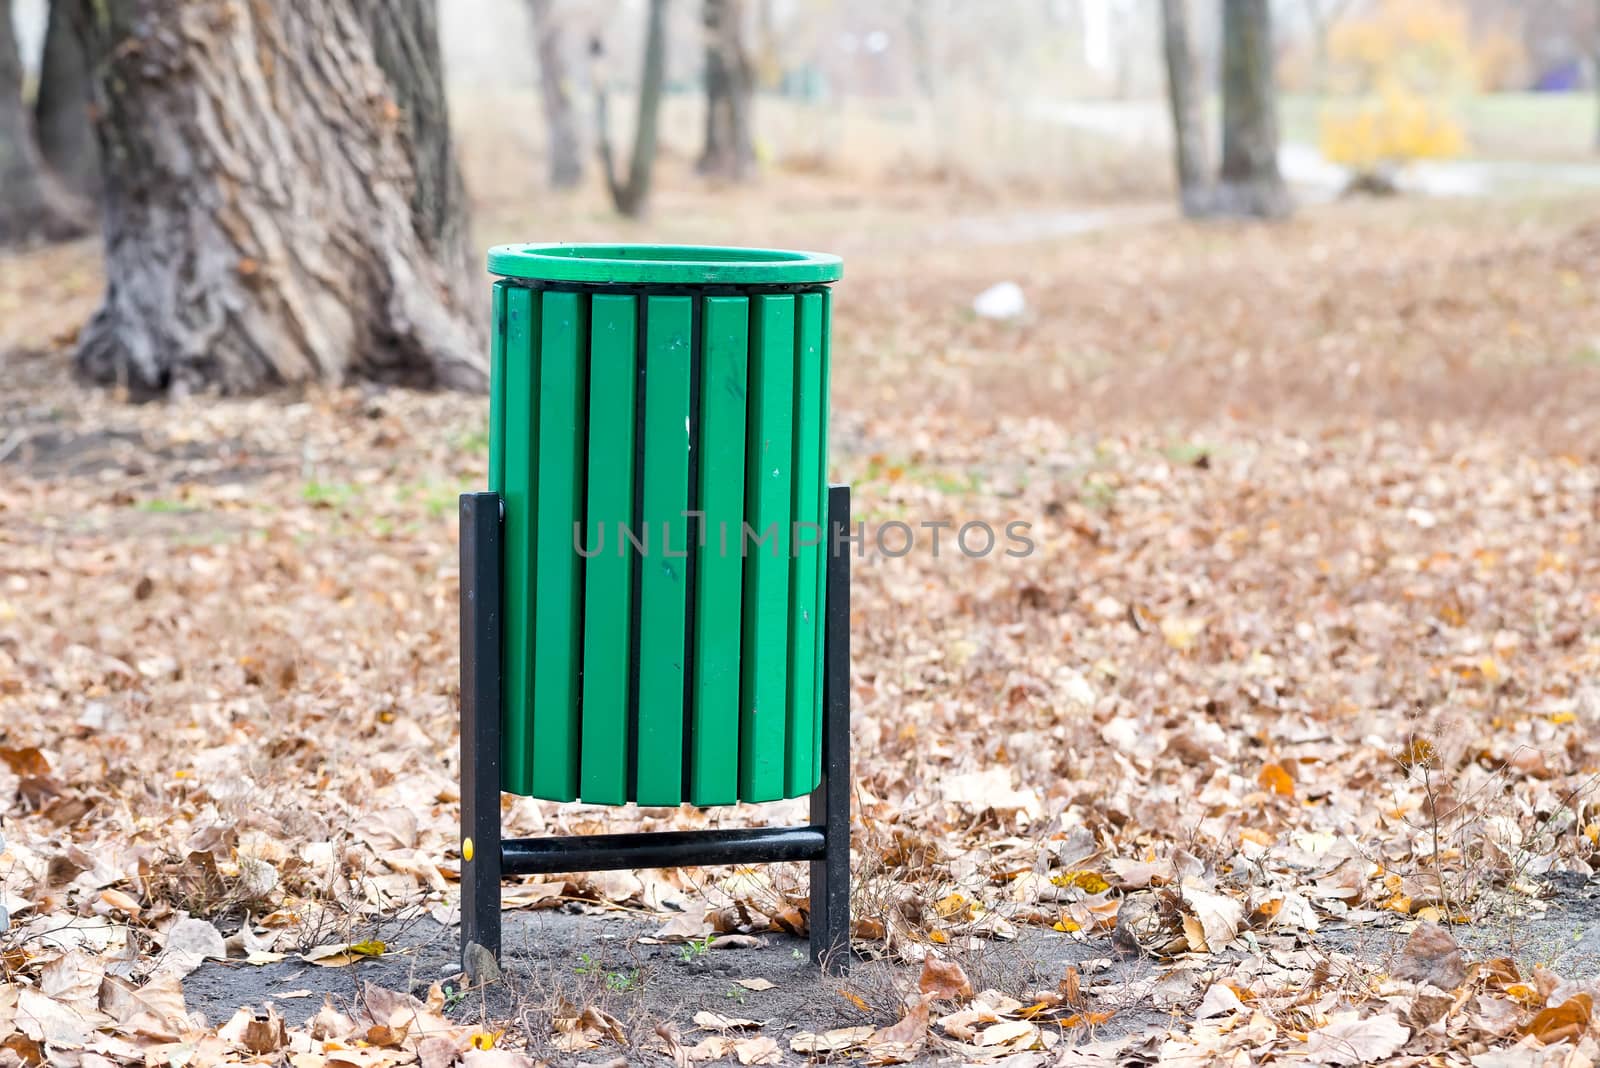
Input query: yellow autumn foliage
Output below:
<box><xmin>1327</xmin><ymin>0</ymin><xmax>1478</xmax><ymax>95</ymax></box>
<box><xmin>1320</xmin><ymin>82</ymin><xmax>1466</xmax><ymax>169</ymax></box>
<box><xmin>1318</xmin><ymin>0</ymin><xmax>1475</xmax><ymax>171</ymax></box>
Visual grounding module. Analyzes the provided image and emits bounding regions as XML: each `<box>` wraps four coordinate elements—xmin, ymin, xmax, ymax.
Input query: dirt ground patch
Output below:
<box><xmin>176</xmin><ymin>884</ymin><xmax>1600</xmax><ymax>1065</ymax></box>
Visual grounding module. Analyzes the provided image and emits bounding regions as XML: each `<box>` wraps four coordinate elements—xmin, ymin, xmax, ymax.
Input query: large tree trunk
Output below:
<box><xmin>697</xmin><ymin>0</ymin><xmax>753</xmax><ymax>180</ymax></box>
<box><xmin>0</xmin><ymin>0</ymin><xmax>87</xmax><ymax>245</ymax></box>
<box><xmin>34</xmin><ymin>0</ymin><xmax>99</xmax><ymax>199</ymax></box>
<box><xmin>1215</xmin><ymin>0</ymin><xmax>1290</xmax><ymax>219</ymax></box>
<box><xmin>1160</xmin><ymin>0</ymin><xmax>1210</xmax><ymax>218</ymax></box>
<box><xmin>74</xmin><ymin>0</ymin><xmax>483</xmax><ymax>397</ymax></box>
<box><xmin>597</xmin><ymin>0</ymin><xmax>668</xmax><ymax>217</ymax></box>
<box><xmin>360</xmin><ymin>0</ymin><xmax>474</xmax><ymax>296</ymax></box>
<box><xmin>528</xmin><ymin>0</ymin><xmax>583</xmax><ymax>189</ymax></box>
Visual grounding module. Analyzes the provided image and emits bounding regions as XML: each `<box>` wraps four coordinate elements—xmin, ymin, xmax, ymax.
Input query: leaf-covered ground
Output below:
<box><xmin>4</xmin><ymin>185</ymin><xmax>1600</xmax><ymax>1066</ymax></box>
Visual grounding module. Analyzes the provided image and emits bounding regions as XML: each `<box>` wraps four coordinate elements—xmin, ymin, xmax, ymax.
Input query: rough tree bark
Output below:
<box><xmin>34</xmin><ymin>0</ymin><xmax>99</xmax><ymax>199</ymax></box>
<box><xmin>0</xmin><ymin>0</ymin><xmax>87</xmax><ymax>245</ymax></box>
<box><xmin>596</xmin><ymin>0</ymin><xmax>668</xmax><ymax>217</ymax></box>
<box><xmin>1216</xmin><ymin>0</ymin><xmax>1291</xmax><ymax>219</ymax></box>
<box><xmin>528</xmin><ymin>0</ymin><xmax>582</xmax><ymax>189</ymax></box>
<box><xmin>1160</xmin><ymin>0</ymin><xmax>1210</xmax><ymax>217</ymax></box>
<box><xmin>360</xmin><ymin>0</ymin><xmax>474</xmax><ymax>298</ymax></box>
<box><xmin>697</xmin><ymin>0</ymin><xmax>753</xmax><ymax>180</ymax></box>
<box><xmin>74</xmin><ymin>0</ymin><xmax>483</xmax><ymax>397</ymax></box>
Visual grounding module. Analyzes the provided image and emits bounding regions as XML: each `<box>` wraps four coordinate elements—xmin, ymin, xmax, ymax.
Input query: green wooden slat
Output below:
<box><xmin>740</xmin><ymin>295</ymin><xmax>795</xmax><ymax>802</ymax></box>
<box><xmin>500</xmin><ymin>285</ymin><xmax>539</xmax><ymax>796</ymax></box>
<box><xmin>579</xmin><ymin>295</ymin><xmax>637</xmax><ymax>804</ymax></box>
<box><xmin>530</xmin><ymin>290</ymin><xmax>588</xmax><ymax>801</ymax></box>
<box><xmin>811</xmin><ymin>291</ymin><xmax>833</xmax><ymax>793</ymax></box>
<box><xmin>689</xmin><ymin>297</ymin><xmax>749</xmax><ymax>806</ymax></box>
<box><xmin>488</xmin><ymin>282</ymin><xmax>508</xmax><ymax>494</ymax></box>
<box><xmin>635</xmin><ymin>295</ymin><xmax>694</xmax><ymax>805</ymax></box>
<box><xmin>785</xmin><ymin>292</ymin><xmax>825</xmax><ymax>795</ymax></box>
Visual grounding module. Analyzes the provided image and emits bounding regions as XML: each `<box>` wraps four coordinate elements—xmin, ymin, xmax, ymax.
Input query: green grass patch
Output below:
<box><xmin>134</xmin><ymin>498</ymin><xmax>188</xmax><ymax>514</ymax></box>
<box><xmin>861</xmin><ymin>455</ymin><xmax>983</xmax><ymax>496</ymax></box>
<box><xmin>301</xmin><ymin>480</ymin><xmax>360</xmax><ymax>508</ymax></box>
<box><xmin>1162</xmin><ymin>440</ymin><xmax>1213</xmax><ymax>466</ymax></box>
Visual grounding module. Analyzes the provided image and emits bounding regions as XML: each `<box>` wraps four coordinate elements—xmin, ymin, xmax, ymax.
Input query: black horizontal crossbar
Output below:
<box><xmin>501</xmin><ymin>826</ymin><xmax>827</xmax><ymax>876</ymax></box>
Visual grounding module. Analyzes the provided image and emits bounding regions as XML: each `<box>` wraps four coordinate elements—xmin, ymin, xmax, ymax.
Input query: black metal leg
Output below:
<box><xmin>810</xmin><ymin>484</ymin><xmax>852</xmax><ymax>975</ymax></box>
<box><xmin>460</xmin><ymin>492</ymin><xmax>504</xmax><ymax>982</ymax></box>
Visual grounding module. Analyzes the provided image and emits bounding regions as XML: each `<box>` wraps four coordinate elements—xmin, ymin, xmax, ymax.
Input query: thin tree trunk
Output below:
<box><xmin>905</xmin><ymin>0</ymin><xmax>935</xmax><ymax>101</ymax></box>
<box><xmin>1301</xmin><ymin>0</ymin><xmax>1330</xmax><ymax>96</ymax></box>
<box><xmin>597</xmin><ymin>0</ymin><xmax>668</xmax><ymax>217</ymax></box>
<box><xmin>754</xmin><ymin>0</ymin><xmax>780</xmax><ymax>91</ymax></box>
<box><xmin>1160</xmin><ymin>0</ymin><xmax>1210</xmax><ymax>217</ymax></box>
<box><xmin>34</xmin><ymin>0</ymin><xmax>99</xmax><ymax>199</ymax></box>
<box><xmin>1302</xmin><ymin>0</ymin><xmax>1353</xmax><ymax>95</ymax></box>
<box><xmin>697</xmin><ymin>0</ymin><xmax>753</xmax><ymax>180</ymax></box>
<box><xmin>74</xmin><ymin>0</ymin><xmax>483</xmax><ymax>397</ymax></box>
<box><xmin>529</xmin><ymin>0</ymin><xmax>582</xmax><ymax>189</ymax></box>
<box><xmin>1216</xmin><ymin>0</ymin><xmax>1291</xmax><ymax>219</ymax></box>
<box><xmin>0</xmin><ymin>0</ymin><xmax>87</xmax><ymax>245</ymax></box>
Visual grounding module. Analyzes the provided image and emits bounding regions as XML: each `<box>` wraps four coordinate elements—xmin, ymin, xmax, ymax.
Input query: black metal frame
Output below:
<box><xmin>459</xmin><ymin>485</ymin><xmax>853</xmax><ymax>978</ymax></box>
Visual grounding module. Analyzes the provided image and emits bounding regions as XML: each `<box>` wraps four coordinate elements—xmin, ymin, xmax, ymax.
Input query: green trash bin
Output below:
<box><xmin>482</xmin><ymin>243</ymin><xmax>843</xmax><ymax>809</ymax></box>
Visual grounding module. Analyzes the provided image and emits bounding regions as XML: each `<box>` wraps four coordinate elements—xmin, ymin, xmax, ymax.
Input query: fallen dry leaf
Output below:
<box><xmin>791</xmin><ymin>1026</ymin><xmax>875</xmax><ymax>1055</ymax></box>
<box><xmin>918</xmin><ymin>956</ymin><xmax>973</xmax><ymax>1001</ymax></box>
<box><xmin>1393</xmin><ymin>921</ymin><xmax>1468</xmax><ymax>991</ymax></box>
<box><xmin>692</xmin><ymin>1011</ymin><xmax>761</xmax><ymax>1032</ymax></box>
<box><xmin>1305</xmin><ymin>1012</ymin><xmax>1410</xmax><ymax>1066</ymax></box>
<box><xmin>865</xmin><ymin>997</ymin><xmax>931</xmax><ymax>1064</ymax></box>
<box><xmin>731</xmin><ymin>1035</ymin><xmax>781</xmax><ymax>1065</ymax></box>
<box><xmin>1522</xmin><ymin>994</ymin><xmax>1592</xmax><ymax>1046</ymax></box>
<box><xmin>219</xmin><ymin>1005</ymin><xmax>287</xmax><ymax>1054</ymax></box>
<box><xmin>1179</xmin><ymin>888</ymin><xmax>1245</xmax><ymax>953</ymax></box>
<box><xmin>157</xmin><ymin>917</ymin><xmax>227</xmax><ymax>976</ymax></box>
<box><xmin>300</xmin><ymin>939</ymin><xmax>387</xmax><ymax>967</ymax></box>
<box><xmin>940</xmin><ymin>767</ymin><xmax>1043</xmax><ymax>820</ymax></box>
<box><xmin>459</xmin><ymin>1049</ymin><xmax>539</xmax><ymax>1067</ymax></box>
<box><xmin>98</xmin><ymin>974</ymin><xmax>187</xmax><ymax>1041</ymax></box>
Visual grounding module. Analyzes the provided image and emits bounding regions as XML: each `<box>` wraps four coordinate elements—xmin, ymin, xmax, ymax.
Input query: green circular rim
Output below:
<box><xmin>487</xmin><ymin>243</ymin><xmax>842</xmax><ymax>286</ymax></box>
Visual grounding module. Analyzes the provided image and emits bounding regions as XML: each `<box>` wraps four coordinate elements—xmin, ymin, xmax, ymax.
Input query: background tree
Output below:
<box><xmin>752</xmin><ymin>0</ymin><xmax>783</xmax><ymax>90</ymax></box>
<box><xmin>1160</xmin><ymin>0</ymin><xmax>1210</xmax><ymax>217</ymax></box>
<box><xmin>528</xmin><ymin>0</ymin><xmax>583</xmax><ymax>189</ymax></box>
<box><xmin>1300</xmin><ymin>0</ymin><xmax>1357</xmax><ymax>94</ymax></box>
<box><xmin>697</xmin><ymin>0</ymin><xmax>754</xmax><ymax>180</ymax></box>
<box><xmin>0</xmin><ymin>0</ymin><xmax>86</xmax><ymax>245</ymax></box>
<box><xmin>1215</xmin><ymin>0</ymin><xmax>1291</xmax><ymax>218</ymax></box>
<box><xmin>596</xmin><ymin>0</ymin><xmax>669</xmax><ymax>217</ymax></box>
<box><xmin>33</xmin><ymin>0</ymin><xmax>98</xmax><ymax>199</ymax></box>
<box><xmin>904</xmin><ymin>0</ymin><xmax>937</xmax><ymax>101</ymax></box>
<box><xmin>74</xmin><ymin>0</ymin><xmax>482</xmax><ymax>397</ymax></box>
